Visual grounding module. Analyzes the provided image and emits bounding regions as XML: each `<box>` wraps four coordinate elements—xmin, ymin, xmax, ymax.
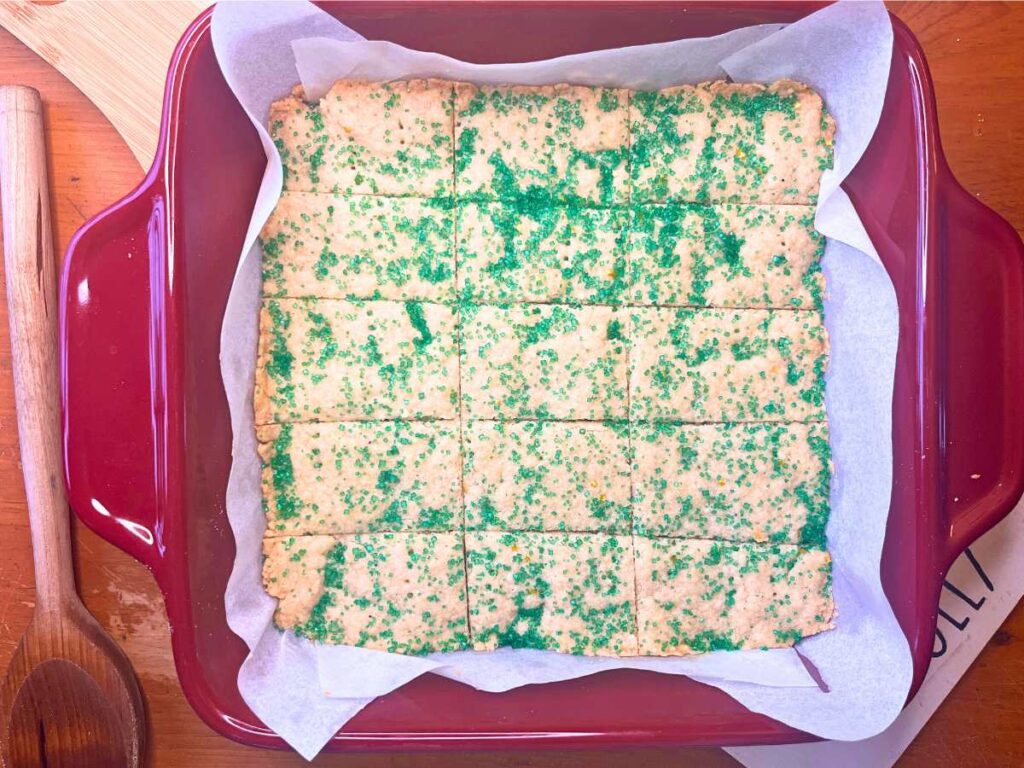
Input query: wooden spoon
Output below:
<box><xmin>0</xmin><ymin>86</ymin><xmax>144</xmax><ymax>767</ymax></box>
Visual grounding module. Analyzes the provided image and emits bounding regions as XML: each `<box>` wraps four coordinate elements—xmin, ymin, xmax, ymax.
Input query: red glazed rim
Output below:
<box><xmin>59</xmin><ymin>1</ymin><xmax>1024</xmax><ymax>752</ymax></box>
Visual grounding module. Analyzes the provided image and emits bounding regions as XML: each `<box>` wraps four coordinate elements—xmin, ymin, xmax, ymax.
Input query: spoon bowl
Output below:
<box><xmin>1</xmin><ymin>603</ymin><xmax>142</xmax><ymax>768</ymax></box>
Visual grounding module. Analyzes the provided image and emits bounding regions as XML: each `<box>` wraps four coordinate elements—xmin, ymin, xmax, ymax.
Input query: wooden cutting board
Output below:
<box><xmin>0</xmin><ymin>0</ymin><xmax>211</xmax><ymax>169</ymax></box>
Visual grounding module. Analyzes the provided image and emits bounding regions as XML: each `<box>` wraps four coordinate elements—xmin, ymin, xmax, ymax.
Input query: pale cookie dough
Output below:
<box><xmin>628</xmin><ymin>203</ymin><xmax>825</xmax><ymax>309</ymax></box>
<box><xmin>261</xmin><ymin>192</ymin><xmax>455</xmax><ymax>302</ymax></box>
<box><xmin>466</xmin><ymin>531</ymin><xmax>638</xmax><ymax>656</ymax></box>
<box><xmin>270</xmin><ymin>79</ymin><xmax>454</xmax><ymax>197</ymax></box>
<box><xmin>634</xmin><ymin>536</ymin><xmax>834</xmax><ymax>655</ymax></box>
<box><xmin>263</xmin><ymin>532</ymin><xmax>470</xmax><ymax>654</ymax></box>
<box><xmin>632</xmin><ymin>422</ymin><xmax>831</xmax><ymax>546</ymax></box>
<box><xmin>464</xmin><ymin>420</ymin><xmax>631</xmax><ymax>533</ymax></box>
<box><xmin>257</xmin><ymin>77</ymin><xmax>839</xmax><ymax>658</ymax></box>
<box><xmin>630</xmin><ymin>80</ymin><xmax>834</xmax><ymax>205</ymax></box>
<box><xmin>629</xmin><ymin>307</ymin><xmax>828</xmax><ymax>422</ymax></box>
<box><xmin>455</xmin><ymin>83</ymin><xmax>630</xmax><ymax>205</ymax></box>
<box><xmin>255</xmin><ymin>298</ymin><xmax>458</xmax><ymax>424</ymax></box>
<box><xmin>458</xmin><ymin>201</ymin><xmax>627</xmax><ymax>304</ymax></box>
<box><xmin>258</xmin><ymin>421</ymin><xmax>462</xmax><ymax>535</ymax></box>
<box><xmin>460</xmin><ymin>303</ymin><xmax>628</xmax><ymax>420</ymax></box>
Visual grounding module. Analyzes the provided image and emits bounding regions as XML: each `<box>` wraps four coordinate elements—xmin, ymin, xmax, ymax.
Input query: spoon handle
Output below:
<box><xmin>0</xmin><ymin>86</ymin><xmax>75</xmax><ymax>614</ymax></box>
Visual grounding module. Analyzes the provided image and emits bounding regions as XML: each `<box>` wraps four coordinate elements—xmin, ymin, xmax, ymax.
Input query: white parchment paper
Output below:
<box><xmin>212</xmin><ymin>1</ymin><xmax>910</xmax><ymax>759</ymax></box>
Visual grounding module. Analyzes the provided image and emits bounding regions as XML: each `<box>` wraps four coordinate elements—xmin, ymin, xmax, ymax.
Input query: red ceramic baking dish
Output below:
<box><xmin>59</xmin><ymin>1</ymin><xmax>1024</xmax><ymax>752</ymax></box>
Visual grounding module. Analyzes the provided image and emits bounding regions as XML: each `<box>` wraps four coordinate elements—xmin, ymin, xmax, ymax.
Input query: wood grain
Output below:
<box><xmin>0</xmin><ymin>0</ymin><xmax>209</xmax><ymax>168</ymax></box>
<box><xmin>0</xmin><ymin>3</ymin><xmax>1020</xmax><ymax>766</ymax></box>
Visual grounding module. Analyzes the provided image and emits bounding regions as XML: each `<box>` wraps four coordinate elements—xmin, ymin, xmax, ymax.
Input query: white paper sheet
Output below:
<box><xmin>212</xmin><ymin>1</ymin><xmax>909</xmax><ymax>759</ymax></box>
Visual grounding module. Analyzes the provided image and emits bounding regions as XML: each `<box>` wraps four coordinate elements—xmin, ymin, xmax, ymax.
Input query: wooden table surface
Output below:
<box><xmin>0</xmin><ymin>3</ymin><xmax>1021</xmax><ymax>766</ymax></box>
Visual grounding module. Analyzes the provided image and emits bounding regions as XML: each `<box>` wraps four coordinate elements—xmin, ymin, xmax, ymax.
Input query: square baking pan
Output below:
<box><xmin>58</xmin><ymin>1</ymin><xmax>1024</xmax><ymax>751</ymax></box>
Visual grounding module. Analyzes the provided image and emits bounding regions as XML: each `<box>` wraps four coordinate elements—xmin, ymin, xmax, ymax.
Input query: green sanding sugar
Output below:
<box><xmin>260</xmin><ymin>78</ymin><xmax>835</xmax><ymax>656</ymax></box>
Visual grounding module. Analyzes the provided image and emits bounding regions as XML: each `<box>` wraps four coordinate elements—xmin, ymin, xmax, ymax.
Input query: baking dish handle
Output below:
<box><xmin>940</xmin><ymin>171</ymin><xmax>1024</xmax><ymax>568</ymax></box>
<box><xmin>60</xmin><ymin>178</ymin><xmax>169</xmax><ymax>578</ymax></box>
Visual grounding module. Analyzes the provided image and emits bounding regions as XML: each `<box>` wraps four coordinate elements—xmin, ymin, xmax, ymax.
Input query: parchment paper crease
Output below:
<box><xmin>212</xmin><ymin>1</ymin><xmax>910</xmax><ymax>759</ymax></box>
